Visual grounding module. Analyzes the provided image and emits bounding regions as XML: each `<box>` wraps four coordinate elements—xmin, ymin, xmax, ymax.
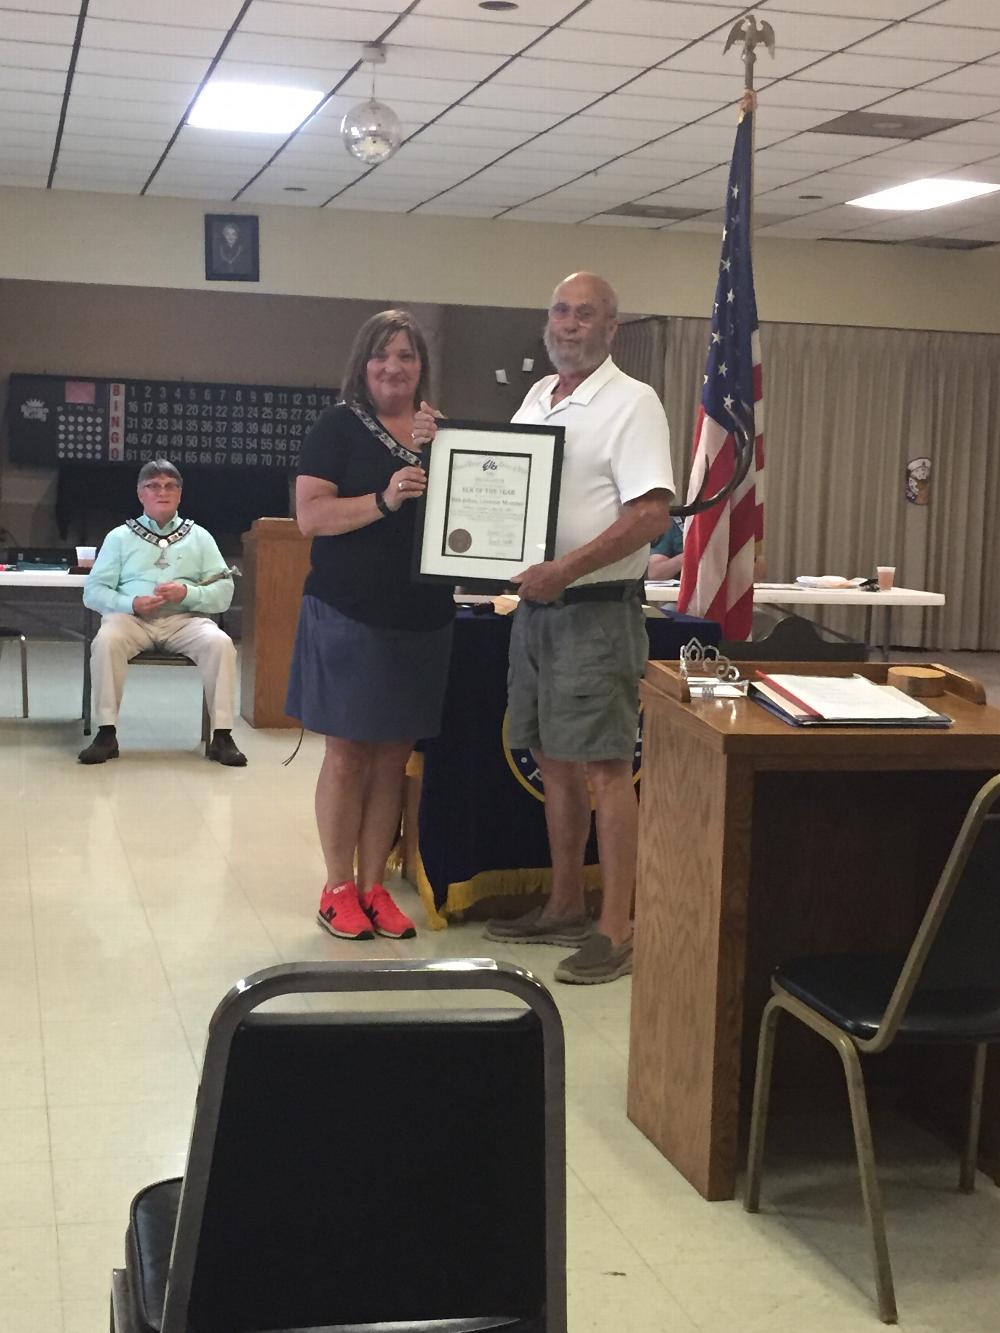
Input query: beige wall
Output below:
<box><xmin>0</xmin><ymin>279</ymin><xmax>444</xmax><ymax>542</ymax></box>
<box><xmin>3</xmin><ymin>184</ymin><xmax>1000</xmax><ymax>335</ymax></box>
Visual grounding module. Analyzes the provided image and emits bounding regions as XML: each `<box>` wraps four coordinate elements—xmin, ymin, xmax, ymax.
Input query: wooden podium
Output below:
<box><xmin>239</xmin><ymin>517</ymin><xmax>311</xmax><ymax>728</ymax></box>
<box><xmin>628</xmin><ymin>660</ymin><xmax>1000</xmax><ymax>1200</ymax></box>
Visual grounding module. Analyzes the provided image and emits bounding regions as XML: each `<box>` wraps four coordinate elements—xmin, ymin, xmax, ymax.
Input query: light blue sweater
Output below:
<box><xmin>82</xmin><ymin>514</ymin><xmax>234</xmax><ymax>617</ymax></box>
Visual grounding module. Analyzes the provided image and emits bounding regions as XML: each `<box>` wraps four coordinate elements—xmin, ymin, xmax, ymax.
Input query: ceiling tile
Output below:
<box><xmin>418</xmin><ymin>0</ymin><xmax>579</xmax><ymax>22</ymax></box>
<box><xmin>492</xmin><ymin>56</ymin><xmax>637</xmax><ymax>94</ymax></box>
<box><xmin>0</xmin><ymin>87</ymin><xmax>62</xmax><ymax>113</ymax></box>
<box><xmin>768</xmin><ymin>0</ymin><xmax>930</xmax><ymax>15</ymax></box>
<box><xmin>223</xmin><ymin>32</ymin><xmax>358</xmax><ymax>71</ymax></box>
<box><xmin>502</xmin><ymin>206</ymin><xmax>591</xmax><ymax>222</ymax></box>
<box><xmin>593</xmin><ymin>90</ymin><xmax>728</xmax><ymax>122</ymax></box>
<box><xmin>370</xmin><ymin>46</ymin><xmax>506</xmax><ymax>81</ymax></box>
<box><xmin>661</xmin><ymin>40</ymin><xmax>826</xmax><ymax>81</ymax></box>
<box><xmin>1</xmin><ymin>10</ymin><xmax>78</xmax><ymax>43</ymax></box>
<box><xmin>920</xmin><ymin>65</ymin><xmax>1000</xmax><ymax>97</ymax></box>
<box><xmin>749</xmin><ymin>10</ymin><xmax>891</xmax><ymax>50</ymax></box>
<box><xmin>0</xmin><ymin>65</ymin><xmax>65</xmax><ymax>94</ymax></box>
<box><xmin>464</xmin><ymin>83</ymin><xmax>595</xmax><ymax>115</ymax></box>
<box><xmin>75</xmin><ymin>49</ymin><xmax>211</xmax><ymax>83</ymax></box>
<box><xmin>565</xmin><ymin>1</ymin><xmax>742</xmax><ymax>41</ymax></box>
<box><xmin>391</xmin><ymin>15</ymin><xmax>545</xmax><ymax>56</ymax></box>
<box><xmin>927</xmin><ymin>121</ymin><xmax>1000</xmax><ymax>148</ymax></box>
<box><xmin>64</xmin><ymin>95</ymin><xmax>181</xmax><ymax>124</ymax></box>
<box><xmin>239</xmin><ymin>2</ymin><xmax>390</xmax><ymax>42</ymax></box>
<box><xmin>764</xmin><ymin>79</ymin><xmax>898</xmax><ymax>110</ymax></box>
<box><xmin>69</xmin><ymin>72</ymin><xmax>192</xmax><ymax>107</ymax></box>
<box><xmin>336</xmin><ymin>70</ymin><xmax>476</xmax><ymax>105</ymax></box>
<box><xmin>0</xmin><ymin>38</ymin><xmax>72</xmax><ymax>72</ymax></box>
<box><xmin>212</xmin><ymin>58</ymin><xmax>349</xmax><ymax>89</ymax></box>
<box><xmin>2</xmin><ymin>0</ymin><xmax>79</xmax><ymax>11</ymax></box>
<box><xmin>622</xmin><ymin>68</ymin><xmax>737</xmax><ymax>104</ymax></box>
<box><xmin>851</xmin><ymin>22</ymin><xmax>1000</xmax><ymax>62</ymax></box>
<box><xmin>411</xmin><ymin>123</ymin><xmax>532</xmax><ymax>150</ymax></box>
<box><xmin>526</xmin><ymin>26</ymin><xmax>685</xmax><ymax>67</ymax></box>
<box><xmin>869</xmin><ymin>88</ymin><xmax>1000</xmax><ymax>118</ymax></box>
<box><xmin>874</xmin><ymin>139</ymin><xmax>996</xmax><ymax>165</ymax></box>
<box><xmin>86</xmin><ymin>0</ymin><xmax>248</xmax><ymax>28</ymax></box>
<box><xmin>81</xmin><ymin>18</ymin><xmax>225</xmax><ymax>58</ymax></box>
<box><xmin>438</xmin><ymin>105</ymin><xmax>566</xmax><ymax>134</ymax></box>
<box><xmin>800</xmin><ymin>52</ymin><xmax>959</xmax><ymax>87</ymax></box>
<box><xmin>913</xmin><ymin>0</ymin><xmax>1000</xmax><ymax>29</ymax></box>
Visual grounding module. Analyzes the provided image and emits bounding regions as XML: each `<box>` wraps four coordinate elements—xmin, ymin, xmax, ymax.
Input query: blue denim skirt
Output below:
<box><xmin>285</xmin><ymin>595</ymin><xmax>453</xmax><ymax>742</ymax></box>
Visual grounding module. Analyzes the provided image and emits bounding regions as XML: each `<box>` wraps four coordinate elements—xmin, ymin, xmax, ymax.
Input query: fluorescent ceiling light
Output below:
<box><xmin>847</xmin><ymin>178</ymin><xmax>1000</xmax><ymax>211</ymax></box>
<box><xmin>188</xmin><ymin>82</ymin><xmax>323</xmax><ymax>134</ymax></box>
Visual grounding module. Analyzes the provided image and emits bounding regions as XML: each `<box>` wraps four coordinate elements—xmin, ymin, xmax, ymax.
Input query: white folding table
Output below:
<box><xmin>0</xmin><ymin>570</ymin><xmax>91</xmax><ymax>722</ymax></box>
<box><xmin>642</xmin><ymin>583</ymin><xmax>946</xmax><ymax>659</ymax></box>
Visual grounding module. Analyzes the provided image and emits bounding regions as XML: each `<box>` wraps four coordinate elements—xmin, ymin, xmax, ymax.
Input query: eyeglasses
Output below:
<box><xmin>142</xmin><ymin>482</ymin><xmax>181</xmax><ymax>493</ymax></box>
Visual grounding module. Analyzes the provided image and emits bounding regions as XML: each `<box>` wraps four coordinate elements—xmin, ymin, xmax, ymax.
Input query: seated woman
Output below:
<box><xmin>287</xmin><ymin>310</ymin><xmax>454</xmax><ymax>941</ymax></box>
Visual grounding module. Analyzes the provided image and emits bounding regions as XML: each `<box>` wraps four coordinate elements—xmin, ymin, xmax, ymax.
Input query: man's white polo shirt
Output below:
<box><xmin>512</xmin><ymin>356</ymin><xmax>674</xmax><ymax>587</ymax></box>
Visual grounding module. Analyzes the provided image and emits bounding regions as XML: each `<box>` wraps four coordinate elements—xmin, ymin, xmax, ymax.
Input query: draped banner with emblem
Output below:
<box><xmin>410</xmin><ymin>607</ymin><xmax>721</xmax><ymax>928</ymax></box>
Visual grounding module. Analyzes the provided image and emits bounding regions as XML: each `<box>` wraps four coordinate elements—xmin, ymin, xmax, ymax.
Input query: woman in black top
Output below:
<box><xmin>287</xmin><ymin>310</ymin><xmax>454</xmax><ymax>942</ymax></box>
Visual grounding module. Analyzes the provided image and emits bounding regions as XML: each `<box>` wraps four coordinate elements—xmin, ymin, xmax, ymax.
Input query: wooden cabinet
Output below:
<box><xmin>628</xmin><ymin>660</ymin><xmax>1000</xmax><ymax>1199</ymax></box>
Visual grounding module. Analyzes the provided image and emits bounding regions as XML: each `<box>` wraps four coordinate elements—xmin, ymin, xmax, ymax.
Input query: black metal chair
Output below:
<box><xmin>744</xmin><ymin>774</ymin><xmax>1000</xmax><ymax>1323</ymax></box>
<box><xmin>721</xmin><ymin>612</ymin><xmax>867</xmax><ymax>662</ymax></box>
<box><xmin>110</xmin><ymin>959</ymin><xmax>566</xmax><ymax>1333</ymax></box>
<box><xmin>0</xmin><ymin>627</ymin><xmax>28</xmax><ymax>717</ymax></box>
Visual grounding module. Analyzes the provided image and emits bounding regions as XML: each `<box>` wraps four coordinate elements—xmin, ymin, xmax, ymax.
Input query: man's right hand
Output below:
<box><xmin>132</xmin><ymin>594</ymin><xmax>166</xmax><ymax>616</ymax></box>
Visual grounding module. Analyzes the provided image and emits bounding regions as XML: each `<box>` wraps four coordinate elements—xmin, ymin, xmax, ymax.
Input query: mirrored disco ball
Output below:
<box><xmin>340</xmin><ymin>99</ymin><xmax>403</xmax><ymax>165</ymax></box>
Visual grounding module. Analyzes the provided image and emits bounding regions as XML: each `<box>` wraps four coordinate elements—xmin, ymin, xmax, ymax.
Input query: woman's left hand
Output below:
<box><xmin>412</xmin><ymin>400</ymin><xmax>443</xmax><ymax>447</ymax></box>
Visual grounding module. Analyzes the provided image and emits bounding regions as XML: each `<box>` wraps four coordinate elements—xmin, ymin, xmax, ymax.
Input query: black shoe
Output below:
<box><xmin>78</xmin><ymin>728</ymin><xmax>119</xmax><ymax>764</ymax></box>
<box><xmin>207</xmin><ymin>730</ymin><xmax>247</xmax><ymax>767</ymax></box>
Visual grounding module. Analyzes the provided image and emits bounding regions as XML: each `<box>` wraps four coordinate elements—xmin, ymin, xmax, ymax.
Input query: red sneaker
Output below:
<box><xmin>361</xmin><ymin>884</ymin><xmax>417</xmax><ymax>939</ymax></box>
<box><xmin>317</xmin><ymin>881</ymin><xmax>374</xmax><ymax>940</ymax></box>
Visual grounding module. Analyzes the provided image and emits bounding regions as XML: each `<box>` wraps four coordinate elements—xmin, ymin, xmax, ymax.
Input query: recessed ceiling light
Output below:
<box><xmin>798</xmin><ymin>193</ymin><xmax>822</xmax><ymax>200</ymax></box>
<box><xmin>847</xmin><ymin>178</ymin><xmax>1000</xmax><ymax>211</ymax></box>
<box><xmin>188</xmin><ymin>82</ymin><xmax>323</xmax><ymax>134</ymax></box>
<box><xmin>479</xmin><ymin>1</ymin><xmax>519</xmax><ymax>10</ymax></box>
<box><xmin>284</xmin><ymin>186</ymin><xmax>307</xmax><ymax>192</ymax></box>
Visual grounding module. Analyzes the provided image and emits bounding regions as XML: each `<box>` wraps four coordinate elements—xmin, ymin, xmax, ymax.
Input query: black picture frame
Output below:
<box><xmin>412</xmin><ymin>419</ymin><xmax>564</xmax><ymax>592</ymax></box>
<box><xmin>204</xmin><ymin>213</ymin><xmax>259</xmax><ymax>283</ymax></box>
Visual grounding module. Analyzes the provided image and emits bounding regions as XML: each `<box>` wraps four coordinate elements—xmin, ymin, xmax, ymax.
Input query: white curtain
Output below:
<box><xmin>659</xmin><ymin>317</ymin><xmax>1000</xmax><ymax>650</ymax></box>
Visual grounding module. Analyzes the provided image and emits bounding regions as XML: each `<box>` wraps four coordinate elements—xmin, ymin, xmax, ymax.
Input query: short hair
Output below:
<box><xmin>340</xmin><ymin>309</ymin><xmax>431</xmax><ymax>412</ymax></box>
<box><xmin>137</xmin><ymin>458</ymin><xmax>183</xmax><ymax>487</ymax></box>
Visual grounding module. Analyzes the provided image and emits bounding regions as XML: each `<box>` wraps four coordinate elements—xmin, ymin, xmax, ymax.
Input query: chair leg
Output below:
<box><xmin>744</xmin><ymin>997</ymin><xmax>783</xmax><ymax>1212</ymax></box>
<box><xmin>960</xmin><ymin>1043</ymin><xmax>988</xmax><ymax>1194</ymax></box>
<box><xmin>836</xmin><ymin>1035</ymin><xmax>897</xmax><ymax>1324</ymax></box>
<box><xmin>201</xmin><ymin>694</ymin><xmax>211</xmax><ymax>754</ymax></box>
<box><xmin>19</xmin><ymin>635</ymin><xmax>28</xmax><ymax>718</ymax></box>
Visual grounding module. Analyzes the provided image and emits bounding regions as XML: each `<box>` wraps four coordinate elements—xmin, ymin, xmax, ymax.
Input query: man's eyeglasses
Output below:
<box><xmin>142</xmin><ymin>482</ymin><xmax>181</xmax><ymax>493</ymax></box>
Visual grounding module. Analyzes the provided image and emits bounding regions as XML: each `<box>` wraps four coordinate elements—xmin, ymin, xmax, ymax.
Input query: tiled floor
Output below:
<box><xmin>1</xmin><ymin>642</ymin><xmax>999</xmax><ymax>1333</ymax></box>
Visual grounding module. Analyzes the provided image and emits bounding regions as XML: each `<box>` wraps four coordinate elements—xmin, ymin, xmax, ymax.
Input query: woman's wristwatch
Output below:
<box><xmin>375</xmin><ymin>491</ymin><xmax>393</xmax><ymax>518</ymax></box>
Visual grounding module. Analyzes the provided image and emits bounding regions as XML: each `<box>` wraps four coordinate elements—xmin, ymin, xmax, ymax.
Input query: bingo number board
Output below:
<box><xmin>6</xmin><ymin>373</ymin><xmax>337</xmax><ymax>470</ymax></box>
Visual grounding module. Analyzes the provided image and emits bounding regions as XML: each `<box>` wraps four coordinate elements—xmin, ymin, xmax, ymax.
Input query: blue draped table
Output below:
<box><xmin>407</xmin><ymin>607</ymin><xmax>720</xmax><ymax>927</ymax></box>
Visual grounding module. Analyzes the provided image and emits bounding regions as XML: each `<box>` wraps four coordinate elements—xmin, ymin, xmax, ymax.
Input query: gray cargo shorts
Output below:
<box><xmin>506</xmin><ymin>595</ymin><xmax>648</xmax><ymax>763</ymax></box>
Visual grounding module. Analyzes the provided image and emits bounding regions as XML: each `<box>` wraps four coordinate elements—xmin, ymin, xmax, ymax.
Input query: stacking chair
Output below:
<box><xmin>720</xmin><ymin>612</ymin><xmax>866</xmax><ymax>662</ymax></box>
<box><xmin>0</xmin><ymin>626</ymin><xmax>28</xmax><ymax>717</ymax></box>
<box><xmin>744</xmin><ymin>774</ymin><xmax>1000</xmax><ymax>1323</ymax></box>
<box><xmin>111</xmin><ymin>958</ymin><xmax>566</xmax><ymax>1333</ymax></box>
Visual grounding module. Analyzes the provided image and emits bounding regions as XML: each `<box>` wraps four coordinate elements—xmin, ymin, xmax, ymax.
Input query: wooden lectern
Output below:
<box><xmin>239</xmin><ymin>517</ymin><xmax>311</xmax><ymax>728</ymax></box>
<box><xmin>628</xmin><ymin>660</ymin><xmax>1000</xmax><ymax>1200</ymax></box>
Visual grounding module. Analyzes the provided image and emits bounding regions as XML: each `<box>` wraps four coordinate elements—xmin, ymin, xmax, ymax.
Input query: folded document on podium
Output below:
<box><xmin>752</xmin><ymin>673</ymin><xmax>952</xmax><ymax>728</ymax></box>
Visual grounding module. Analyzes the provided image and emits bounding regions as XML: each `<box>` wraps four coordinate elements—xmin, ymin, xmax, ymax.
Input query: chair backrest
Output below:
<box><xmin>867</xmin><ymin>774</ymin><xmax>1000</xmax><ymax>1051</ymax></box>
<box><xmin>721</xmin><ymin>613</ymin><xmax>867</xmax><ymax>662</ymax></box>
<box><xmin>161</xmin><ymin>960</ymin><xmax>565</xmax><ymax>1333</ymax></box>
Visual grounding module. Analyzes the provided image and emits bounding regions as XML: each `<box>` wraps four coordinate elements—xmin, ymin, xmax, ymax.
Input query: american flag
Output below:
<box><xmin>677</xmin><ymin>107</ymin><xmax>764</xmax><ymax>641</ymax></box>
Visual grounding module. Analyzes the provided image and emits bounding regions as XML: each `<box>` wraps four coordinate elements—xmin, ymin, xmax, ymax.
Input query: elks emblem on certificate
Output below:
<box><xmin>412</xmin><ymin>420</ymin><xmax>563</xmax><ymax>591</ymax></box>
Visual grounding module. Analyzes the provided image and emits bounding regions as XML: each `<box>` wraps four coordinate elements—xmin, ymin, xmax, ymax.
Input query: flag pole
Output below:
<box><xmin>723</xmin><ymin>14</ymin><xmax>775</xmax><ymax>236</ymax></box>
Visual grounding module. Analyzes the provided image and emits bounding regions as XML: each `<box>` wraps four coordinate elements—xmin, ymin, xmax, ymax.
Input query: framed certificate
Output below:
<box><xmin>412</xmin><ymin>420</ymin><xmax>564</xmax><ymax>590</ymax></box>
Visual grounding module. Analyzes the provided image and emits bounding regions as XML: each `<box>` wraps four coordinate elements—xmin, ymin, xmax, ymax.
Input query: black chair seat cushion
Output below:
<box><xmin>126</xmin><ymin>1177</ymin><xmax>181</xmax><ymax>1333</ymax></box>
<box><xmin>774</xmin><ymin>953</ymin><xmax>1000</xmax><ymax>1043</ymax></box>
<box><xmin>124</xmin><ymin>1179</ymin><xmax>546</xmax><ymax>1333</ymax></box>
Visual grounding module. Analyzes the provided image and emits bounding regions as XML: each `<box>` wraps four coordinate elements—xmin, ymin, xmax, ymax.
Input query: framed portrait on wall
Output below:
<box><xmin>204</xmin><ymin>213</ymin><xmax>259</xmax><ymax>282</ymax></box>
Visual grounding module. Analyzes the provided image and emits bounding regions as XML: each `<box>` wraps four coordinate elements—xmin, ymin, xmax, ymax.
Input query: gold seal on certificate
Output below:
<box><xmin>413</xmin><ymin>420</ymin><xmax>564</xmax><ymax>591</ymax></box>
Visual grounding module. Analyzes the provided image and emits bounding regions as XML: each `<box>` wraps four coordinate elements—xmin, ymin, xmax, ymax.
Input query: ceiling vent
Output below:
<box><xmin>601</xmin><ymin>203</ymin><xmax>708</xmax><ymax>221</ymax></box>
<box><xmin>908</xmin><ymin>236</ymin><xmax>996</xmax><ymax>251</ymax></box>
<box><xmin>812</xmin><ymin>111</ymin><xmax>965</xmax><ymax>140</ymax></box>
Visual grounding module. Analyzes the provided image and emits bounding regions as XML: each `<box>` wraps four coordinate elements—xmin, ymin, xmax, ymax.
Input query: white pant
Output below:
<box><xmin>90</xmin><ymin>612</ymin><xmax>237</xmax><ymax>729</ymax></box>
